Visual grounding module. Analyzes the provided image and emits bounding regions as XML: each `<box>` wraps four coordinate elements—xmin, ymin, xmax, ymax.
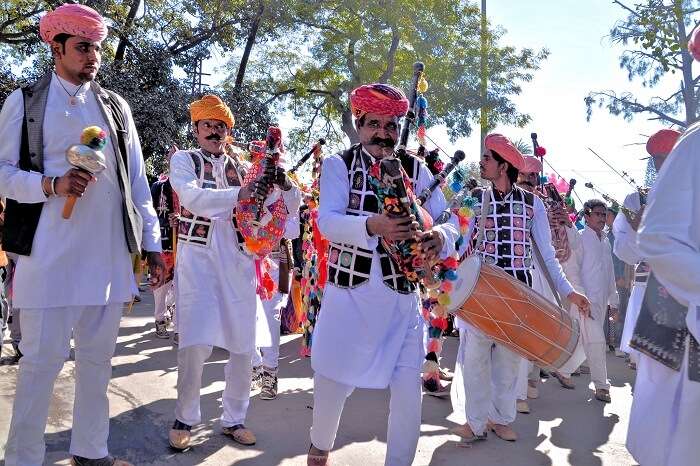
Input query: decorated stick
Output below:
<box><xmin>531</xmin><ymin>132</ymin><xmax>547</xmax><ymax>185</ymax></box>
<box><xmin>289</xmin><ymin>138</ymin><xmax>326</xmax><ymax>175</ymax></box>
<box><xmin>395</xmin><ymin>62</ymin><xmax>425</xmax><ymax>159</ymax></box>
<box><xmin>63</xmin><ymin>126</ymin><xmax>108</xmax><ymax>219</ymax></box>
<box><xmin>254</xmin><ymin>127</ymin><xmax>283</xmax><ymax>223</ymax></box>
<box><xmin>416</xmin><ymin>150</ymin><xmax>466</xmax><ymax>205</ymax></box>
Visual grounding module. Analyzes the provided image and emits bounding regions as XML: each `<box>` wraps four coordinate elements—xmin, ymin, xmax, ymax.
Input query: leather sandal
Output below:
<box><xmin>553</xmin><ymin>371</ymin><xmax>576</xmax><ymax>389</ymax></box>
<box><xmin>595</xmin><ymin>388</ymin><xmax>611</xmax><ymax>403</ymax></box>
<box><xmin>449</xmin><ymin>424</ymin><xmax>487</xmax><ymax>443</ymax></box>
<box><xmin>169</xmin><ymin>419</ymin><xmax>192</xmax><ymax>451</ymax></box>
<box><xmin>71</xmin><ymin>455</ymin><xmax>133</xmax><ymax>466</ymax></box>
<box><xmin>307</xmin><ymin>444</ymin><xmax>330</xmax><ymax>465</ymax></box>
<box><xmin>487</xmin><ymin>422</ymin><xmax>518</xmax><ymax>441</ymax></box>
<box><xmin>223</xmin><ymin>424</ymin><xmax>256</xmax><ymax>445</ymax></box>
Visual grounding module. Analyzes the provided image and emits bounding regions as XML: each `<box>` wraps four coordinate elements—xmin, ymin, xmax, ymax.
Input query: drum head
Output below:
<box><xmin>447</xmin><ymin>255</ymin><xmax>482</xmax><ymax>313</ymax></box>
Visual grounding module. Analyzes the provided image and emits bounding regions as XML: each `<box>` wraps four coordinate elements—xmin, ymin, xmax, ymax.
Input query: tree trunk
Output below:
<box><xmin>341</xmin><ymin>109</ymin><xmax>359</xmax><ymax>144</ymax></box>
<box><xmin>115</xmin><ymin>0</ymin><xmax>142</xmax><ymax>63</ymax></box>
<box><xmin>674</xmin><ymin>1</ymin><xmax>697</xmax><ymax>125</ymax></box>
<box><xmin>234</xmin><ymin>2</ymin><xmax>264</xmax><ymax>92</ymax></box>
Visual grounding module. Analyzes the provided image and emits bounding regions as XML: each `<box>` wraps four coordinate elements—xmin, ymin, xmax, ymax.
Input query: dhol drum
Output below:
<box><xmin>449</xmin><ymin>255</ymin><xmax>580</xmax><ymax>370</ymax></box>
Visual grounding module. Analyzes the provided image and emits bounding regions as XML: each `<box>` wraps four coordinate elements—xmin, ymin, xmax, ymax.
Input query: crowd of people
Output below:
<box><xmin>0</xmin><ymin>4</ymin><xmax>697</xmax><ymax>466</ymax></box>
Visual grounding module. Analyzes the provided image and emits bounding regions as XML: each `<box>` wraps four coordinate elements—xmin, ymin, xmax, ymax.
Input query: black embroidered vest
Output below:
<box><xmin>473</xmin><ymin>186</ymin><xmax>536</xmax><ymax>286</ymax></box>
<box><xmin>177</xmin><ymin>150</ymin><xmax>247</xmax><ymax>253</ymax></box>
<box><xmin>326</xmin><ymin>145</ymin><xmax>422</xmax><ymax>294</ymax></box>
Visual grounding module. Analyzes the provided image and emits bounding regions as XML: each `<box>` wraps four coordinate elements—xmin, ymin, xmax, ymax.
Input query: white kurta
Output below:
<box><xmin>0</xmin><ymin>75</ymin><xmax>160</xmax><ymax>308</ymax></box>
<box><xmin>629</xmin><ymin>122</ymin><xmax>700</xmax><ymax>466</ymax></box>
<box><xmin>169</xmin><ymin>150</ymin><xmax>301</xmax><ymax>354</ymax></box>
<box><xmin>579</xmin><ymin>226</ymin><xmax>619</xmax><ymax>343</ymax></box>
<box><xmin>311</xmin><ymin>152</ymin><xmax>458</xmax><ymax>389</ymax></box>
<box><xmin>613</xmin><ymin>191</ymin><xmax>645</xmax><ymax>354</ymax></box>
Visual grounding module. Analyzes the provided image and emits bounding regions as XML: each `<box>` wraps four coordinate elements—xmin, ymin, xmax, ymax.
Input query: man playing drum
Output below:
<box><xmin>451</xmin><ymin>134</ymin><xmax>589</xmax><ymax>443</ymax></box>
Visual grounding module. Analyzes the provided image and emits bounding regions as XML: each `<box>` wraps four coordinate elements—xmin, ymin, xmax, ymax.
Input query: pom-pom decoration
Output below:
<box><xmin>690</xmin><ymin>26</ymin><xmax>700</xmax><ymax>61</ymax></box>
<box><xmin>80</xmin><ymin>126</ymin><xmax>107</xmax><ymax>150</ymax></box>
<box><xmin>534</xmin><ymin>146</ymin><xmax>547</xmax><ymax>157</ymax></box>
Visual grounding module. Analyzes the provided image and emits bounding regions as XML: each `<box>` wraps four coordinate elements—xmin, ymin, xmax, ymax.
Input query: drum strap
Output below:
<box><xmin>531</xmin><ymin>236</ymin><xmax>564</xmax><ymax>308</ymax></box>
<box><xmin>473</xmin><ymin>188</ymin><xmax>491</xmax><ymax>252</ymax></box>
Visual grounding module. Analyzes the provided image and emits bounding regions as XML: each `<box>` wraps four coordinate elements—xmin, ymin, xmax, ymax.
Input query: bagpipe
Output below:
<box><xmin>234</xmin><ymin>127</ymin><xmax>324</xmax><ymax>298</ymax></box>
<box><xmin>366</xmin><ymin>62</ymin><xmax>466</xmax><ymax>284</ymax></box>
<box><xmin>530</xmin><ymin>133</ymin><xmax>574</xmax><ymax>262</ymax></box>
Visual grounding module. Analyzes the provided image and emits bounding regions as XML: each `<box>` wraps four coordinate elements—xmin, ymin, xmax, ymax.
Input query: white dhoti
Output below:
<box><xmin>310</xmin><ymin>326</ymin><xmax>422</xmax><ymax>466</ymax></box>
<box><xmin>175</xmin><ymin>345</ymin><xmax>253</xmax><ymax>427</ymax></box>
<box><xmin>460</xmin><ymin>325</ymin><xmax>521</xmax><ymax>434</ymax></box>
<box><xmin>627</xmin><ymin>343</ymin><xmax>700</xmax><ymax>466</ymax></box>
<box><xmin>4</xmin><ymin>305</ymin><xmax>123</xmax><ymax>466</ymax></box>
<box><xmin>252</xmin><ymin>263</ymin><xmax>286</xmax><ymax>369</ymax></box>
<box><xmin>620</xmin><ymin>281</ymin><xmax>646</xmax><ymax>363</ymax></box>
<box><xmin>153</xmin><ymin>280</ymin><xmax>175</xmax><ymax>323</ymax></box>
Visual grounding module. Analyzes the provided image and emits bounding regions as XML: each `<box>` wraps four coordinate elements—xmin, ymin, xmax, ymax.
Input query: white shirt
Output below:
<box><xmin>612</xmin><ymin>191</ymin><xmax>643</xmax><ymax>265</ymax></box>
<box><xmin>0</xmin><ymin>74</ymin><xmax>160</xmax><ymax>308</ymax></box>
<box><xmin>579</xmin><ymin>226</ymin><xmax>619</xmax><ymax>312</ymax></box>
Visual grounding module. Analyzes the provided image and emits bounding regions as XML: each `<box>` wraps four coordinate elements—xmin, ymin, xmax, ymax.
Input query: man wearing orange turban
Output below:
<box><xmin>449</xmin><ymin>133</ymin><xmax>590</xmax><ymax>443</ymax></box>
<box><xmin>1</xmin><ymin>4</ymin><xmax>163</xmax><ymax>466</ymax></box>
<box><xmin>167</xmin><ymin>95</ymin><xmax>301</xmax><ymax>451</ymax></box>
<box><xmin>306</xmin><ymin>83</ymin><xmax>458</xmax><ymax>466</ymax></box>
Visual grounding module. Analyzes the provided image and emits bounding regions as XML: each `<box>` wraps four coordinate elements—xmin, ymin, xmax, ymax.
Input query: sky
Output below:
<box><xmin>432</xmin><ymin>0</ymin><xmax>683</xmax><ymax>204</ymax></box>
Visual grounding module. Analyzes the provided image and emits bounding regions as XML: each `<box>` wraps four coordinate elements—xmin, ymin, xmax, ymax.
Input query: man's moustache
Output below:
<box><xmin>206</xmin><ymin>134</ymin><xmax>222</xmax><ymax>141</ymax></box>
<box><xmin>370</xmin><ymin>137</ymin><xmax>396</xmax><ymax>148</ymax></box>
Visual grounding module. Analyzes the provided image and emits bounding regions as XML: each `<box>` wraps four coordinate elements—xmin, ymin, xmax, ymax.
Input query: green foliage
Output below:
<box><xmin>243</xmin><ymin>0</ymin><xmax>548</xmax><ymax>147</ymax></box>
<box><xmin>586</xmin><ymin>0</ymin><xmax>700</xmax><ymax>126</ymax></box>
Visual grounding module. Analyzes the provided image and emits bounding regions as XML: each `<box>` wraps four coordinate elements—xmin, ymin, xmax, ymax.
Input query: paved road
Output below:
<box><xmin>0</xmin><ymin>293</ymin><xmax>638</xmax><ymax>465</ymax></box>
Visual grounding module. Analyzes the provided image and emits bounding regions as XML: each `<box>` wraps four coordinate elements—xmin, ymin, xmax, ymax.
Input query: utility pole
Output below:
<box><xmin>184</xmin><ymin>54</ymin><xmax>211</xmax><ymax>97</ymax></box>
<box><xmin>480</xmin><ymin>0</ymin><xmax>488</xmax><ymax>154</ymax></box>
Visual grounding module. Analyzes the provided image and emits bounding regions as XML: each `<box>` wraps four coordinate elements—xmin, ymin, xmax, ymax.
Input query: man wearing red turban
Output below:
<box><xmin>616</xmin><ymin>123</ymin><xmax>698</xmax><ymax>465</ymax></box>
<box><xmin>306</xmin><ymin>83</ymin><xmax>458</xmax><ymax>466</ymax></box>
<box><xmin>613</xmin><ymin>127</ymin><xmax>681</xmax><ymax>373</ymax></box>
<box><xmin>450</xmin><ymin>133</ymin><xmax>590</xmax><ymax>443</ymax></box>
<box><xmin>0</xmin><ymin>4</ymin><xmax>164</xmax><ymax>466</ymax></box>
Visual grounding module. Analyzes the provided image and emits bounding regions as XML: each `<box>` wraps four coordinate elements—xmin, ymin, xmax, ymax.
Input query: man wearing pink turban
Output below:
<box><xmin>449</xmin><ymin>133</ymin><xmax>590</xmax><ymax>443</ymax></box>
<box><xmin>0</xmin><ymin>4</ymin><xmax>163</xmax><ymax>466</ymax></box>
<box><xmin>623</xmin><ymin>123</ymin><xmax>698</xmax><ymax>462</ymax></box>
<box><xmin>306</xmin><ymin>83</ymin><xmax>458</xmax><ymax>466</ymax></box>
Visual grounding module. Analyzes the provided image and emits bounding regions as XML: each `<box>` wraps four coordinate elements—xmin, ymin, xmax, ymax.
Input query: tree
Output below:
<box><xmin>244</xmin><ymin>0</ymin><xmax>548</xmax><ymax>149</ymax></box>
<box><xmin>585</xmin><ymin>0</ymin><xmax>700</xmax><ymax>127</ymax></box>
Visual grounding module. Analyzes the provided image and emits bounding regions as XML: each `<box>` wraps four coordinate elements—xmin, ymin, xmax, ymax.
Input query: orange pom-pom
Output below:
<box><xmin>427</xmin><ymin>339</ymin><xmax>442</xmax><ymax>353</ymax></box>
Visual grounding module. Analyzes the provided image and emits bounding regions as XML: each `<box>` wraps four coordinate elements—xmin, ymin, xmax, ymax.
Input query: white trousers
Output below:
<box><xmin>516</xmin><ymin>358</ymin><xmax>535</xmax><ymax>400</ymax></box>
<box><xmin>153</xmin><ymin>280</ymin><xmax>175</xmax><ymax>324</ymax></box>
<box><xmin>627</xmin><ymin>345</ymin><xmax>700</xmax><ymax>466</ymax></box>
<box><xmin>251</xmin><ymin>292</ymin><xmax>287</xmax><ymax>369</ymax></box>
<box><xmin>4</xmin><ymin>304</ymin><xmax>123</xmax><ymax>466</ymax></box>
<box><xmin>462</xmin><ymin>326</ymin><xmax>521</xmax><ymax>435</ymax></box>
<box><xmin>310</xmin><ymin>368</ymin><xmax>421</xmax><ymax>466</ymax></box>
<box><xmin>559</xmin><ymin>319</ymin><xmax>610</xmax><ymax>390</ymax></box>
<box><xmin>175</xmin><ymin>345</ymin><xmax>253</xmax><ymax>427</ymax></box>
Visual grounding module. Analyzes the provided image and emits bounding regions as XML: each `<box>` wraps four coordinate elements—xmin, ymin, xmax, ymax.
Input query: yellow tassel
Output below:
<box><xmin>417</xmin><ymin>73</ymin><xmax>429</xmax><ymax>93</ymax></box>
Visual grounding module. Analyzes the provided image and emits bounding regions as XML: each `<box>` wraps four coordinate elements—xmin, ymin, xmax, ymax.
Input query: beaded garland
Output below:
<box><xmin>421</xmin><ymin>166</ymin><xmax>476</xmax><ymax>390</ymax></box>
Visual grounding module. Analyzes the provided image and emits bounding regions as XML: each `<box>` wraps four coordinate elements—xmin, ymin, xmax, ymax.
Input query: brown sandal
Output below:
<box><xmin>223</xmin><ymin>424</ymin><xmax>256</xmax><ymax>445</ymax></box>
<box><xmin>307</xmin><ymin>444</ymin><xmax>330</xmax><ymax>465</ymax></box>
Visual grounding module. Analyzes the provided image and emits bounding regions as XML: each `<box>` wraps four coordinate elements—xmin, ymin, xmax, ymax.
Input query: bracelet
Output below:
<box><xmin>41</xmin><ymin>176</ymin><xmax>51</xmax><ymax>197</ymax></box>
<box><xmin>50</xmin><ymin>177</ymin><xmax>57</xmax><ymax>196</ymax></box>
